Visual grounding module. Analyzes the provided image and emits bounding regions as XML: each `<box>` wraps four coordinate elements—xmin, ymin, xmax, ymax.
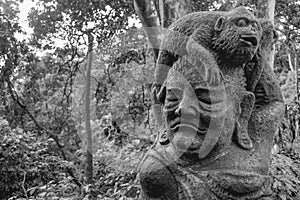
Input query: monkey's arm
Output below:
<box><xmin>244</xmin><ymin>53</ymin><xmax>264</xmax><ymax>92</ymax></box>
<box><xmin>235</xmin><ymin>91</ymin><xmax>255</xmax><ymax>150</ymax></box>
<box><xmin>152</xmin><ymin>32</ymin><xmax>182</xmax><ymax>126</ymax></box>
<box><xmin>251</xmin><ymin>18</ymin><xmax>280</xmax><ymax>98</ymax></box>
<box><xmin>154</xmin><ymin>28</ymin><xmax>190</xmax><ymax>89</ymax></box>
<box><xmin>152</xmin><ymin>50</ymin><xmax>177</xmax><ymax>127</ymax></box>
<box><xmin>247</xmin><ymin>59</ymin><xmax>284</xmax><ymax>161</ymax></box>
<box><xmin>153</xmin><ymin>29</ymin><xmax>188</xmax><ymax>108</ymax></box>
<box><xmin>254</xmin><ymin>58</ymin><xmax>284</xmax><ymax>109</ymax></box>
<box><xmin>186</xmin><ymin>27</ymin><xmax>221</xmax><ymax>86</ymax></box>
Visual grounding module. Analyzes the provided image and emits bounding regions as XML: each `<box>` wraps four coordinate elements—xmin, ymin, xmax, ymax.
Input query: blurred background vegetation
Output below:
<box><xmin>0</xmin><ymin>0</ymin><xmax>299</xmax><ymax>199</ymax></box>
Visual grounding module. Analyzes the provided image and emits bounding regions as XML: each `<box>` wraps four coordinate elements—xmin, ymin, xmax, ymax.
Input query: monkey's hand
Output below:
<box><xmin>206</xmin><ymin>67</ymin><xmax>222</xmax><ymax>87</ymax></box>
<box><xmin>234</xmin><ymin>91</ymin><xmax>255</xmax><ymax>150</ymax></box>
<box><xmin>151</xmin><ymin>83</ymin><xmax>165</xmax><ymax>127</ymax></box>
<box><xmin>234</xmin><ymin>120</ymin><xmax>253</xmax><ymax>150</ymax></box>
<box><xmin>151</xmin><ymin>83</ymin><xmax>166</xmax><ymax>105</ymax></box>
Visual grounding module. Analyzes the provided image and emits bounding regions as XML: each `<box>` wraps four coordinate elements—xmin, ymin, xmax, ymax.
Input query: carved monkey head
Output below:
<box><xmin>212</xmin><ymin>6</ymin><xmax>262</xmax><ymax>67</ymax></box>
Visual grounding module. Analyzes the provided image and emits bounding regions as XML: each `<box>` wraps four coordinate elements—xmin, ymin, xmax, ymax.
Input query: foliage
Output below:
<box><xmin>0</xmin><ymin>118</ymin><xmax>72</xmax><ymax>199</ymax></box>
<box><xmin>28</xmin><ymin>0</ymin><xmax>134</xmax><ymax>50</ymax></box>
<box><xmin>279</xmin><ymin>71</ymin><xmax>297</xmax><ymax>103</ymax></box>
<box><xmin>270</xmin><ymin>150</ymin><xmax>300</xmax><ymax>200</ymax></box>
<box><xmin>93</xmin><ymin>141</ymin><xmax>146</xmax><ymax>199</ymax></box>
<box><xmin>275</xmin><ymin>99</ymin><xmax>300</xmax><ymax>149</ymax></box>
<box><xmin>92</xmin><ymin>28</ymin><xmax>156</xmax><ymax>134</ymax></box>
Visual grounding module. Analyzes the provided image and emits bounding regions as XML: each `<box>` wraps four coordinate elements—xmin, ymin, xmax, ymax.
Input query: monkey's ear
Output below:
<box><xmin>214</xmin><ymin>16</ymin><xmax>226</xmax><ymax>31</ymax></box>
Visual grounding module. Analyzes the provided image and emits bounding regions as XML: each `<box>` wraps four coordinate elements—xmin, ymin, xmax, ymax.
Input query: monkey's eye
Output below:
<box><xmin>236</xmin><ymin>19</ymin><xmax>248</xmax><ymax>27</ymax></box>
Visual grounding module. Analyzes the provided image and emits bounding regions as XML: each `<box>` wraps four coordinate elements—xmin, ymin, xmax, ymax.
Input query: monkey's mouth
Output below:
<box><xmin>240</xmin><ymin>35</ymin><xmax>258</xmax><ymax>47</ymax></box>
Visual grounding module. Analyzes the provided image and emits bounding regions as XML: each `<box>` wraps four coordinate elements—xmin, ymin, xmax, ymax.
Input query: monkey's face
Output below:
<box><xmin>213</xmin><ymin>7</ymin><xmax>262</xmax><ymax>66</ymax></box>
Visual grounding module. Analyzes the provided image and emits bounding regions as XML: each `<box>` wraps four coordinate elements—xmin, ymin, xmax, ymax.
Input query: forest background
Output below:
<box><xmin>0</xmin><ymin>0</ymin><xmax>299</xmax><ymax>199</ymax></box>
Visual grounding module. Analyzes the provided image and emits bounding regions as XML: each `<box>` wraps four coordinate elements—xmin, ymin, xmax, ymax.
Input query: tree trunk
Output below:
<box><xmin>134</xmin><ymin>0</ymin><xmax>192</xmax><ymax>60</ymax></box>
<box><xmin>159</xmin><ymin>0</ymin><xmax>192</xmax><ymax>27</ymax></box>
<box><xmin>295</xmin><ymin>54</ymin><xmax>299</xmax><ymax>138</ymax></box>
<box><xmin>133</xmin><ymin>0</ymin><xmax>161</xmax><ymax>61</ymax></box>
<box><xmin>257</xmin><ymin>0</ymin><xmax>275</xmax><ymax>21</ymax></box>
<box><xmin>134</xmin><ymin>0</ymin><xmax>192</xmax><ymax>128</ymax></box>
<box><xmin>85</xmin><ymin>31</ymin><xmax>93</xmax><ymax>184</ymax></box>
<box><xmin>296</xmin><ymin>54</ymin><xmax>299</xmax><ymax>100</ymax></box>
<box><xmin>257</xmin><ymin>0</ymin><xmax>280</xmax><ymax>154</ymax></box>
<box><xmin>287</xmin><ymin>53</ymin><xmax>294</xmax><ymax>72</ymax></box>
<box><xmin>257</xmin><ymin>0</ymin><xmax>276</xmax><ymax>69</ymax></box>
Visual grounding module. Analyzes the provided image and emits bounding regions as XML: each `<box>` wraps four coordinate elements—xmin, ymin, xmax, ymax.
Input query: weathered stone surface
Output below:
<box><xmin>139</xmin><ymin>6</ymin><xmax>284</xmax><ymax>200</ymax></box>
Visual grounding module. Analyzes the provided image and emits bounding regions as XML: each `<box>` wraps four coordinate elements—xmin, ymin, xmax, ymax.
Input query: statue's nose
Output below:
<box><xmin>175</xmin><ymin>99</ymin><xmax>198</xmax><ymax>116</ymax></box>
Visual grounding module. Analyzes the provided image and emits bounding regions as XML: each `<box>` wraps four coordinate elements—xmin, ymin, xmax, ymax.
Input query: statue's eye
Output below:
<box><xmin>237</xmin><ymin>19</ymin><xmax>248</xmax><ymax>27</ymax></box>
<box><xmin>166</xmin><ymin>88</ymin><xmax>182</xmax><ymax>102</ymax></box>
<box><xmin>253</xmin><ymin>22</ymin><xmax>258</xmax><ymax>28</ymax></box>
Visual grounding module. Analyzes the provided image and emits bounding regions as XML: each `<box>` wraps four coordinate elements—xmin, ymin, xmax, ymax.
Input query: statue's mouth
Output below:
<box><xmin>240</xmin><ymin>35</ymin><xmax>258</xmax><ymax>47</ymax></box>
<box><xmin>170</xmin><ymin>123</ymin><xmax>206</xmax><ymax>152</ymax></box>
<box><xmin>170</xmin><ymin>122</ymin><xmax>207</xmax><ymax>135</ymax></box>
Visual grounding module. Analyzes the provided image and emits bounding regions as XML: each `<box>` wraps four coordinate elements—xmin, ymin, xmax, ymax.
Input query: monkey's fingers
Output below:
<box><xmin>234</xmin><ymin>122</ymin><xmax>254</xmax><ymax>150</ymax></box>
<box><xmin>206</xmin><ymin>68</ymin><xmax>221</xmax><ymax>86</ymax></box>
<box><xmin>159</xmin><ymin>131</ymin><xmax>169</xmax><ymax>145</ymax></box>
<box><xmin>238</xmin><ymin>130</ymin><xmax>253</xmax><ymax>150</ymax></box>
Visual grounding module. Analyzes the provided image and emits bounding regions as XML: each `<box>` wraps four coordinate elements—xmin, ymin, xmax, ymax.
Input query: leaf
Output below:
<box><xmin>279</xmin><ymin>193</ymin><xmax>287</xmax><ymax>200</ymax></box>
<box><xmin>27</xmin><ymin>186</ymin><xmax>38</xmax><ymax>196</ymax></box>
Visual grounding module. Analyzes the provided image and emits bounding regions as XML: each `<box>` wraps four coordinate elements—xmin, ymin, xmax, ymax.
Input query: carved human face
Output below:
<box><xmin>163</xmin><ymin>63</ymin><xmax>226</xmax><ymax>157</ymax></box>
<box><xmin>163</xmin><ymin>69</ymin><xmax>203</xmax><ymax>153</ymax></box>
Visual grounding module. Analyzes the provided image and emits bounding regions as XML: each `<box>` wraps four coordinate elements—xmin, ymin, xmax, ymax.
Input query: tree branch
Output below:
<box><xmin>6</xmin><ymin>81</ymin><xmax>82</xmax><ymax>187</ymax></box>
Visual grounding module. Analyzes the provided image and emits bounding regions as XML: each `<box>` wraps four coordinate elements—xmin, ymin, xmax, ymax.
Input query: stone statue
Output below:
<box><xmin>153</xmin><ymin>6</ymin><xmax>268</xmax><ymax>153</ymax></box>
<box><xmin>139</xmin><ymin>6</ymin><xmax>284</xmax><ymax>200</ymax></box>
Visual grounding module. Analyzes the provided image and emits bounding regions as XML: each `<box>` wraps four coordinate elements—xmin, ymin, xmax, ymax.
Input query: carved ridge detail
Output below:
<box><xmin>206</xmin><ymin>173</ymin><xmax>271</xmax><ymax>199</ymax></box>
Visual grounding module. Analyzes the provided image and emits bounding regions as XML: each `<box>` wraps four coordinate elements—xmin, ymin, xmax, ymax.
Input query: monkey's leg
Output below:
<box><xmin>235</xmin><ymin>91</ymin><xmax>255</xmax><ymax>150</ymax></box>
